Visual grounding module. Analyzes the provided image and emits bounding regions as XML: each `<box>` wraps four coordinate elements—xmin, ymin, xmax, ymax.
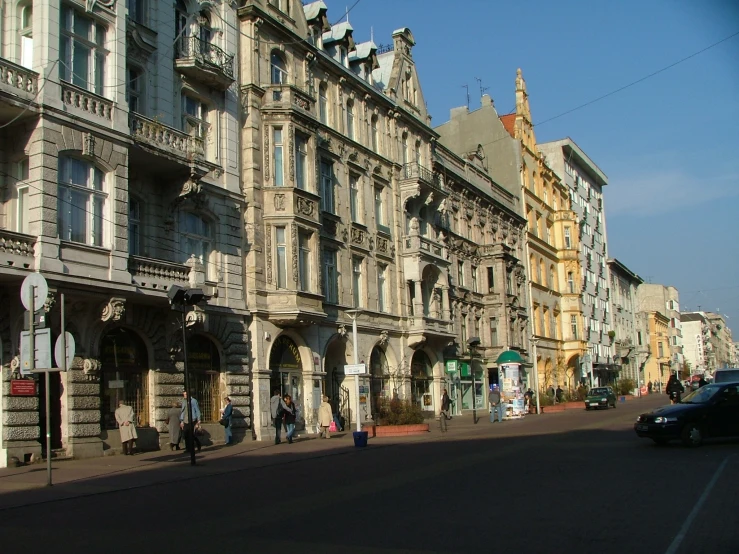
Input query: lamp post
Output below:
<box><xmin>168</xmin><ymin>285</ymin><xmax>206</xmax><ymax>467</ymax></box>
<box><xmin>346</xmin><ymin>309</ymin><xmax>363</xmax><ymax>433</ymax></box>
<box><xmin>530</xmin><ymin>336</ymin><xmax>541</xmax><ymax>414</ymax></box>
<box><xmin>467</xmin><ymin>337</ymin><xmax>481</xmax><ymax>424</ymax></box>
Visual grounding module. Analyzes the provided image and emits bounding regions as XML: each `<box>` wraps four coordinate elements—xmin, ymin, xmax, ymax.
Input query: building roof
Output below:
<box><xmin>607</xmin><ymin>258</ymin><xmax>644</xmax><ymax>284</ymax></box>
<box><xmin>372</xmin><ymin>52</ymin><xmax>394</xmax><ymax>91</ymax></box>
<box><xmin>303</xmin><ymin>1</ymin><xmax>328</xmax><ymax>22</ymax></box>
<box><xmin>681</xmin><ymin>312</ymin><xmax>707</xmax><ymax>323</ymax></box>
<box><xmin>322</xmin><ymin>21</ymin><xmax>353</xmax><ymax>45</ymax></box>
<box><xmin>349</xmin><ymin>40</ymin><xmax>377</xmax><ymax>62</ymax></box>
<box><xmin>496</xmin><ymin>350</ymin><xmax>524</xmax><ymax>364</ymax></box>
<box><xmin>539</xmin><ymin>137</ymin><xmax>608</xmax><ymax>186</ymax></box>
<box><xmin>499</xmin><ymin>114</ymin><xmax>515</xmax><ymax>138</ymax></box>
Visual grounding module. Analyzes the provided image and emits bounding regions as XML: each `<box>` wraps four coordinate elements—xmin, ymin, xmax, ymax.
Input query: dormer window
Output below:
<box><xmin>339</xmin><ymin>46</ymin><xmax>347</xmax><ymax>67</ymax></box>
<box><xmin>271</xmin><ymin>51</ymin><xmax>287</xmax><ymax>84</ymax></box>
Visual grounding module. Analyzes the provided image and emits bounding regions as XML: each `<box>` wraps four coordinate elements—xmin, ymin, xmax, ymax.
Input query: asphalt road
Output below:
<box><xmin>1</xmin><ymin>395</ymin><xmax>737</xmax><ymax>554</ymax></box>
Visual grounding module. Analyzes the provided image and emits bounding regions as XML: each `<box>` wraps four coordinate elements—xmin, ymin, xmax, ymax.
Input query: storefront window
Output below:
<box><xmin>187</xmin><ymin>334</ymin><xmax>221</xmax><ymax>423</ymax></box>
<box><xmin>411</xmin><ymin>351</ymin><xmax>434</xmax><ymax>412</ymax></box>
<box><xmin>100</xmin><ymin>328</ymin><xmax>149</xmax><ymax>429</ymax></box>
<box><xmin>370</xmin><ymin>346</ymin><xmax>389</xmax><ymax>417</ymax></box>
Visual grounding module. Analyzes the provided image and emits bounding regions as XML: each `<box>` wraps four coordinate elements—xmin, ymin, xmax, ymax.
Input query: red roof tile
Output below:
<box><xmin>499</xmin><ymin>114</ymin><xmax>516</xmax><ymax>137</ymax></box>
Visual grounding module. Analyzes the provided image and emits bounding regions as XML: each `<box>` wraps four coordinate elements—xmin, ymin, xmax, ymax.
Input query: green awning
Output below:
<box><xmin>496</xmin><ymin>350</ymin><xmax>524</xmax><ymax>365</ymax></box>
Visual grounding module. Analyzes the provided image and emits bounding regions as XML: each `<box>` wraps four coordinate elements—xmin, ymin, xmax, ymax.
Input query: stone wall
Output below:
<box><xmin>61</xmin><ymin>365</ymin><xmax>102</xmax><ymax>459</ymax></box>
<box><xmin>1</xmin><ymin>366</ymin><xmax>41</xmax><ymax>467</ymax></box>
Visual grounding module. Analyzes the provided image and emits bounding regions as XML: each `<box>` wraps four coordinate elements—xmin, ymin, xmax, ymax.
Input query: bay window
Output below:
<box><xmin>273</xmin><ymin>127</ymin><xmax>284</xmax><ymax>186</ymax></box>
<box><xmin>57</xmin><ymin>157</ymin><xmax>106</xmax><ymax>246</ymax></box>
<box><xmin>298</xmin><ymin>231</ymin><xmax>311</xmax><ymax>292</ymax></box>
<box><xmin>182</xmin><ymin>94</ymin><xmax>208</xmax><ymax>139</ymax></box>
<box><xmin>295</xmin><ymin>134</ymin><xmax>308</xmax><ymax>190</ymax></box>
<box><xmin>275</xmin><ymin>226</ymin><xmax>287</xmax><ymax>288</ymax></box>
<box><xmin>60</xmin><ymin>5</ymin><xmax>107</xmax><ymax>95</ymax></box>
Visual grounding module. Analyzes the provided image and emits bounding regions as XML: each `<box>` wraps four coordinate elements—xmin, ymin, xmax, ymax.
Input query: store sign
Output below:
<box><xmin>460</xmin><ymin>362</ymin><xmax>471</xmax><ymax>377</ymax></box>
<box><xmin>445</xmin><ymin>360</ymin><xmax>458</xmax><ymax>373</ymax></box>
<box><xmin>10</xmin><ymin>380</ymin><xmax>36</xmax><ymax>396</ymax></box>
<box><xmin>269</xmin><ymin>335</ymin><xmax>302</xmax><ymax>371</ymax></box>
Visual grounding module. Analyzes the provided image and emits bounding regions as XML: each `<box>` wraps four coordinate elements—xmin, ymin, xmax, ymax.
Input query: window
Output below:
<box><xmin>319</xmin><ymin>84</ymin><xmax>328</xmax><ymax>124</ymax></box>
<box><xmin>352</xmin><ymin>257</ymin><xmax>363</xmax><ymax>308</ymax></box>
<box><xmin>179</xmin><ymin>212</ymin><xmax>213</xmax><ymax>278</ymax></box>
<box><xmin>295</xmin><ymin>134</ymin><xmax>308</xmax><ymax>190</ymax></box>
<box><xmin>128</xmin><ymin>199</ymin><xmax>141</xmax><ymax>255</ymax></box>
<box><xmin>565</xmin><ymin>224</ymin><xmax>573</xmax><ymax>246</ymax></box>
<box><xmin>275</xmin><ymin>227</ymin><xmax>287</xmax><ymax>288</ymax></box>
<box><xmin>175</xmin><ymin>1</ymin><xmax>189</xmax><ymax>44</ymax></box>
<box><xmin>270</xmin><ymin>51</ymin><xmax>287</xmax><ymax>84</ymax></box>
<box><xmin>374</xmin><ymin>187</ymin><xmax>385</xmax><ymax>229</ymax></box>
<box><xmin>487</xmin><ymin>266</ymin><xmax>495</xmax><ymax>292</ymax></box>
<box><xmin>570</xmin><ymin>315</ymin><xmax>578</xmax><ymax>340</ymax></box>
<box><xmin>60</xmin><ymin>5</ymin><xmax>107</xmax><ymax>95</ymax></box>
<box><xmin>270</xmin><ymin>0</ymin><xmax>290</xmax><ymax>14</ymax></box>
<box><xmin>490</xmin><ymin>317</ymin><xmax>498</xmax><ymax>346</ymax></box>
<box><xmin>320</xmin><ymin>161</ymin><xmax>334</xmax><ymax>213</ymax></box>
<box><xmin>658</xmin><ymin>342</ymin><xmax>664</xmax><ymax>358</ymax></box>
<box><xmin>338</xmin><ymin>45</ymin><xmax>347</xmax><ymax>67</ymax></box>
<box><xmin>126</xmin><ymin>66</ymin><xmax>143</xmax><ymax>113</ymax></box>
<box><xmin>457</xmin><ymin>261</ymin><xmax>465</xmax><ymax>288</ymax></box>
<box><xmin>377</xmin><ymin>264</ymin><xmax>387</xmax><ymax>312</ymax></box>
<box><xmin>414</xmin><ymin>141</ymin><xmax>421</xmax><ymax>164</ymax></box>
<box><xmin>19</xmin><ymin>2</ymin><xmax>33</xmax><ymax>70</ymax></box>
<box><xmin>402</xmin><ymin>133</ymin><xmax>409</xmax><ymax>165</ymax></box>
<box><xmin>536</xmin><ymin>259</ymin><xmax>542</xmax><ymax>283</ymax></box>
<box><xmin>182</xmin><ymin>95</ymin><xmax>208</xmax><ymax>138</ymax></box>
<box><xmin>346</xmin><ymin>100</ymin><xmax>355</xmax><ymax>140</ymax></box>
<box><xmin>637</xmin><ymin>331</ymin><xmax>643</xmax><ymax>346</ymax></box>
<box><xmin>298</xmin><ymin>231</ymin><xmax>311</xmax><ymax>292</ymax></box>
<box><xmin>460</xmin><ymin>314</ymin><xmax>467</xmax><ymax>343</ymax></box>
<box><xmin>568</xmin><ymin>272</ymin><xmax>574</xmax><ymax>294</ymax></box>
<box><xmin>273</xmin><ymin>127</ymin><xmax>284</xmax><ymax>186</ymax></box>
<box><xmin>57</xmin><ymin>157</ymin><xmax>105</xmax><ymax>246</ymax></box>
<box><xmin>126</xmin><ymin>0</ymin><xmax>146</xmax><ymax>24</ymax></box>
<box><xmin>371</xmin><ymin>115</ymin><xmax>379</xmax><ymax>152</ymax></box>
<box><xmin>15</xmin><ymin>159</ymin><xmax>30</xmax><ymax>234</ymax></box>
<box><xmin>471</xmin><ymin>266</ymin><xmax>478</xmax><ymax>293</ymax></box>
<box><xmin>323</xmin><ymin>249</ymin><xmax>338</xmax><ymax>303</ymax></box>
<box><xmin>549</xmin><ymin>266</ymin><xmax>556</xmax><ymax>291</ymax></box>
<box><xmin>350</xmin><ymin>174</ymin><xmax>360</xmax><ymax>222</ymax></box>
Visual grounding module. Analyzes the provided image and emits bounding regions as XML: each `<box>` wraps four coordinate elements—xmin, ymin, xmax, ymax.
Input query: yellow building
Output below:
<box><xmin>644</xmin><ymin>312</ymin><xmax>671</xmax><ymax>388</ymax></box>
<box><xmin>500</xmin><ymin>70</ymin><xmax>585</xmax><ymax>390</ymax></box>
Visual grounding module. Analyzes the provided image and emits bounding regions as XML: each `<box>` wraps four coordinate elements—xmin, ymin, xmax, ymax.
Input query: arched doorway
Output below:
<box><xmin>269</xmin><ymin>335</ymin><xmax>303</xmax><ymax>421</ymax></box>
<box><xmin>187</xmin><ymin>334</ymin><xmax>221</xmax><ymax>423</ymax></box>
<box><xmin>411</xmin><ymin>350</ymin><xmax>434</xmax><ymax>413</ymax></box>
<box><xmin>100</xmin><ymin>327</ymin><xmax>149</xmax><ymax>430</ymax></box>
<box><xmin>369</xmin><ymin>346</ymin><xmax>389</xmax><ymax>418</ymax></box>
<box><xmin>324</xmin><ymin>337</ymin><xmax>349</xmax><ymax>422</ymax></box>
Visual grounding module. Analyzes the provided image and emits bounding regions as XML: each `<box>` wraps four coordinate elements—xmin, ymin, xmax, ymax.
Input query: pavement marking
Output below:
<box><xmin>663</xmin><ymin>454</ymin><xmax>734</xmax><ymax>554</ymax></box>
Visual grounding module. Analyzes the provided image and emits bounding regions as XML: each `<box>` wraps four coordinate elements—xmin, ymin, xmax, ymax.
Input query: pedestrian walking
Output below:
<box><xmin>220</xmin><ymin>396</ymin><xmax>233</xmax><ymax>445</ymax></box>
<box><xmin>524</xmin><ymin>388</ymin><xmax>534</xmax><ymax>413</ymax></box>
<box><xmin>270</xmin><ymin>388</ymin><xmax>284</xmax><ymax>444</ymax></box>
<box><xmin>317</xmin><ymin>395</ymin><xmax>332</xmax><ymax>438</ymax></box>
<box><xmin>282</xmin><ymin>395</ymin><xmax>297</xmax><ymax>444</ymax></box>
<box><xmin>647</xmin><ymin>381</ymin><xmax>653</xmax><ymax>394</ymax></box>
<box><xmin>666</xmin><ymin>373</ymin><xmax>684</xmax><ymax>404</ymax></box>
<box><xmin>440</xmin><ymin>388</ymin><xmax>452</xmax><ymax>420</ymax></box>
<box><xmin>489</xmin><ymin>385</ymin><xmax>504</xmax><ymax>423</ymax></box>
<box><xmin>180</xmin><ymin>390</ymin><xmax>202</xmax><ymax>453</ymax></box>
<box><xmin>115</xmin><ymin>400</ymin><xmax>138</xmax><ymax>455</ymax></box>
<box><xmin>166</xmin><ymin>400</ymin><xmax>181</xmax><ymax>451</ymax></box>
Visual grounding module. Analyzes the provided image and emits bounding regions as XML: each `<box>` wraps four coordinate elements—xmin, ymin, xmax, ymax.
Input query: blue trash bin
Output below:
<box><xmin>353</xmin><ymin>431</ymin><xmax>369</xmax><ymax>447</ymax></box>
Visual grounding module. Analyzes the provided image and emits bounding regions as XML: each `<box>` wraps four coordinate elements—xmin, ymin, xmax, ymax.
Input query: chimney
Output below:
<box><xmin>481</xmin><ymin>94</ymin><xmax>493</xmax><ymax>108</ymax></box>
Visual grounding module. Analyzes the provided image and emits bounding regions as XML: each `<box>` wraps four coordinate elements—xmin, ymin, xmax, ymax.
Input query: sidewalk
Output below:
<box><xmin>0</xmin><ymin>395</ymin><xmax>660</xmax><ymax>509</ymax></box>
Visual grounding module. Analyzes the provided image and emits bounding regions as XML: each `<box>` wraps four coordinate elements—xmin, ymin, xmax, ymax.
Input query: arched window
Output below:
<box><xmin>318</xmin><ymin>83</ymin><xmax>328</xmax><ymax>124</ymax></box>
<box><xmin>179</xmin><ymin>211</ymin><xmax>214</xmax><ymax>279</ymax></box>
<box><xmin>57</xmin><ymin>156</ymin><xmax>106</xmax><ymax>246</ymax></box>
<box><xmin>18</xmin><ymin>1</ymin><xmax>33</xmax><ymax>69</ymax></box>
<box><xmin>198</xmin><ymin>10</ymin><xmax>212</xmax><ymax>44</ymax></box>
<box><xmin>270</xmin><ymin>51</ymin><xmax>287</xmax><ymax>84</ymax></box>
<box><xmin>187</xmin><ymin>334</ymin><xmax>222</xmax><ymax>423</ymax></box>
<box><xmin>346</xmin><ymin>100</ymin><xmax>355</xmax><ymax>140</ymax></box>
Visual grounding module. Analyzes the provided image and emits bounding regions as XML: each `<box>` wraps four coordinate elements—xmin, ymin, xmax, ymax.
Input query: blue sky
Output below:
<box><xmin>335</xmin><ymin>0</ymin><xmax>739</xmax><ymax>328</ymax></box>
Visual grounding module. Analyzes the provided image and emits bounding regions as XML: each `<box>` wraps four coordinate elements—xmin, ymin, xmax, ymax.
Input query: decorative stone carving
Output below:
<box><xmin>379</xmin><ymin>330</ymin><xmax>389</xmax><ymax>346</ymax></box>
<box><xmin>101</xmin><ymin>298</ymin><xmax>126</xmax><ymax>322</ymax></box>
<box><xmin>348</xmin><ymin>150</ymin><xmax>359</xmax><ymax>163</ymax></box>
<box><xmin>376</xmin><ymin>236</ymin><xmax>389</xmax><ymax>254</ymax></box>
<box><xmin>265</xmin><ymin>224</ymin><xmax>272</xmax><ymax>284</ymax></box>
<box><xmin>86</xmin><ymin>0</ymin><xmax>116</xmax><ymax>13</ymax></box>
<box><xmin>83</xmin><ymin>132</ymin><xmax>95</xmax><ymax>157</ymax></box>
<box><xmin>82</xmin><ymin>358</ymin><xmax>101</xmax><ymax>375</ymax></box>
<box><xmin>296</xmin><ymin>197</ymin><xmax>315</xmax><ymax>216</ymax></box>
<box><xmin>390</xmin><ymin>243</ymin><xmax>396</xmax><ymax>257</ymax></box>
<box><xmin>185</xmin><ymin>309</ymin><xmax>206</xmax><ymax>328</ymax></box>
<box><xmin>274</xmin><ymin>194</ymin><xmax>286</xmax><ymax>211</ymax></box>
<box><xmin>341</xmin><ymin>226</ymin><xmax>349</xmax><ymax>243</ymax></box>
<box><xmin>44</xmin><ymin>292</ymin><xmax>56</xmax><ymax>313</ymax></box>
<box><xmin>264</xmin><ymin>131</ymin><xmax>270</xmax><ymax>183</ymax></box>
<box><xmin>291</xmin><ymin>224</ymin><xmax>298</xmax><ymax>282</ymax></box>
<box><xmin>351</xmin><ymin>227</ymin><xmax>365</xmax><ymax>245</ymax></box>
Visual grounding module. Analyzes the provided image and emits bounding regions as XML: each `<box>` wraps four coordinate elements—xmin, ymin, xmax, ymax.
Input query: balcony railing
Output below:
<box><xmin>402</xmin><ymin>234</ymin><xmax>447</xmax><ymax>260</ymax></box>
<box><xmin>0</xmin><ymin>230</ymin><xmax>36</xmax><ymax>269</ymax></box>
<box><xmin>130</xmin><ymin>113</ymin><xmax>205</xmax><ymax>160</ymax></box>
<box><xmin>129</xmin><ymin>255</ymin><xmax>189</xmax><ymax>289</ymax></box>
<box><xmin>61</xmin><ymin>82</ymin><xmax>113</xmax><ymax>120</ymax></box>
<box><xmin>175</xmin><ymin>36</ymin><xmax>234</xmax><ymax>89</ymax></box>
<box><xmin>0</xmin><ymin>57</ymin><xmax>38</xmax><ymax>98</ymax></box>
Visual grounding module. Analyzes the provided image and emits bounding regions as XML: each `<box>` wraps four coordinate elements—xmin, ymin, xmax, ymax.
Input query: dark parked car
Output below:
<box><xmin>585</xmin><ymin>386</ymin><xmax>617</xmax><ymax>410</ymax></box>
<box><xmin>634</xmin><ymin>382</ymin><xmax>739</xmax><ymax>446</ymax></box>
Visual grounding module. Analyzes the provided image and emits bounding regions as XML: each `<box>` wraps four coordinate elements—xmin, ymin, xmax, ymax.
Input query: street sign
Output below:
<box><xmin>344</xmin><ymin>363</ymin><xmax>366</xmax><ymax>375</ymax></box>
<box><xmin>10</xmin><ymin>380</ymin><xmax>36</xmax><ymax>396</ymax></box>
<box><xmin>54</xmin><ymin>332</ymin><xmax>76</xmax><ymax>371</ymax></box>
<box><xmin>20</xmin><ymin>329</ymin><xmax>52</xmax><ymax>375</ymax></box>
<box><xmin>20</xmin><ymin>273</ymin><xmax>49</xmax><ymax>313</ymax></box>
<box><xmin>445</xmin><ymin>360</ymin><xmax>458</xmax><ymax>373</ymax></box>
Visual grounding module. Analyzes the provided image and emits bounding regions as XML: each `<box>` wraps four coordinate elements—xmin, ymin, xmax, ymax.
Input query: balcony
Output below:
<box><xmin>0</xmin><ymin>57</ymin><xmax>38</xmax><ymax>112</ymax></box>
<box><xmin>0</xmin><ymin>230</ymin><xmax>36</xmax><ymax>270</ymax></box>
<box><xmin>407</xmin><ymin>315</ymin><xmax>455</xmax><ymax>348</ymax></box>
<box><xmin>61</xmin><ymin>82</ymin><xmax>114</xmax><ymax>121</ymax></box>
<box><xmin>402</xmin><ymin>234</ymin><xmax>448</xmax><ymax>262</ymax></box>
<box><xmin>130</xmin><ymin>113</ymin><xmax>205</xmax><ymax>162</ymax></box>
<box><xmin>175</xmin><ymin>37</ymin><xmax>235</xmax><ymax>91</ymax></box>
<box><xmin>129</xmin><ymin>256</ymin><xmax>189</xmax><ymax>291</ymax></box>
<box><xmin>399</xmin><ymin>162</ymin><xmax>447</xmax><ymax>209</ymax></box>
<box><xmin>263</xmin><ymin>83</ymin><xmax>315</xmax><ymax>115</ymax></box>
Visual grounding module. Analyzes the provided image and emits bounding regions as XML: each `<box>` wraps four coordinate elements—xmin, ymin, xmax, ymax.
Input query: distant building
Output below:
<box><xmin>636</xmin><ymin>284</ymin><xmax>684</xmax><ymax>376</ymax></box>
<box><xmin>607</xmin><ymin>259</ymin><xmax>643</xmax><ymax>385</ymax></box>
<box><xmin>680</xmin><ymin>312</ymin><xmax>711</xmax><ymax>373</ymax></box>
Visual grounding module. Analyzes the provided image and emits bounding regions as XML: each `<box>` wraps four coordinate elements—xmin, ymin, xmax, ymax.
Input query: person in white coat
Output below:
<box><xmin>115</xmin><ymin>400</ymin><xmax>138</xmax><ymax>455</ymax></box>
<box><xmin>317</xmin><ymin>395</ymin><xmax>333</xmax><ymax>438</ymax></box>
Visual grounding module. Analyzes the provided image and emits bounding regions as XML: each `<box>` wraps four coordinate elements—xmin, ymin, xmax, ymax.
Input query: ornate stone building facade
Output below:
<box><xmin>0</xmin><ymin>0</ymin><xmax>248</xmax><ymax>467</ymax></box>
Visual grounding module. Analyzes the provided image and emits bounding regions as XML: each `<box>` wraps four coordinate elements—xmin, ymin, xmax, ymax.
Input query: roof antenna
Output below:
<box><xmin>346</xmin><ymin>6</ymin><xmax>350</xmax><ymax>24</ymax></box>
<box><xmin>462</xmin><ymin>84</ymin><xmax>469</xmax><ymax>110</ymax></box>
<box><xmin>475</xmin><ymin>77</ymin><xmax>489</xmax><ymax>102</ymax></box>
<box><xmin>371</xmin><ymin>26</ymin><xmax>374</xmax><ymax>43</ymax></box>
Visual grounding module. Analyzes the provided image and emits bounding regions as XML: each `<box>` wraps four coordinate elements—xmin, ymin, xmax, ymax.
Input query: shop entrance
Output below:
<box><xmin>187</xmin><ymin>334</ymin><xmax>222</xmax><ymax>423</ymax></box>
<box><xmin>369</xmin><ymin>346</ymin><xmax>389</xmax><ymax>419</ymax></box>
<box><xmin>269</xmin><ymin>335</ymin><xmax>304</xmax><ymax>427</ymax></box>
<box><xmin>411</xmin><ymin>351</ymin><xmax>434</xmax><ymax>414</ymax></box>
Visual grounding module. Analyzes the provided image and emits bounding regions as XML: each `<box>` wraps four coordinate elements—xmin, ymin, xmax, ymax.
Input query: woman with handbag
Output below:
<box><xmin>282</xmin><ymin>395</ymin><xmax>296</xmax><ymax>444</ymax></box>
<box><xmin>220</xmin><ymin>396</ymin><xmax>233</xmax><ymax>445</ymax></box>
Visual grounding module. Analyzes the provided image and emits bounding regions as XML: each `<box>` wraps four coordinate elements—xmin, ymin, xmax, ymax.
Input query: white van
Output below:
<box><xmin>712</xmin><ymin>368</ymin><xmax>739</xmax><ymax>384</ymax></box>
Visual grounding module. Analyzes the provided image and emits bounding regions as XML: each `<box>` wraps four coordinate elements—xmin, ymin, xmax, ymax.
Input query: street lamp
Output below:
<box><xmin>467</xmin><ymin>337</ymin><xmax>481</xmax><ymax>424</ymax></box>
<box><xmin>345</xmin><ymin>309</ymin><xmax>363</xmax><ymax>433</ymax></box>
<box><xmin>168</xmin><ymin>285</ymin><xmax>206</xmax><ymax>466</ymax></box>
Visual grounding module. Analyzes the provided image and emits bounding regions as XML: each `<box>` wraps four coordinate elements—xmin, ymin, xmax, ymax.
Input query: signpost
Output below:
<box><xmin>344</xmin><ymin>362</ymin><xmax>366</xmax><ymax>434</ymax></box>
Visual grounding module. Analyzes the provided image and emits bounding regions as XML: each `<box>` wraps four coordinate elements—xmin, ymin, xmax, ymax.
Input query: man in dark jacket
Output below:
<box><xmin>440</xmin><ymin>388</ymin><xmax>452</xmax><ymax>420</ymax></box>
<box><xmin>270</xmin><ymin>389</ymin><xmax>284</xmax><ymax>444</ymax></box>
<box><xmin>489</xmin><ymin>386</ymin><xmax>503</xmax><ymax>423</ymax></box>
<box><xmin>666</xmin><ymin>374</ymin><xmax>685</xmax><ymax>404</ymax></box>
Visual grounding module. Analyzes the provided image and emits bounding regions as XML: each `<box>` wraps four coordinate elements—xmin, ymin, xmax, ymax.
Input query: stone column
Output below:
<box><xmin>60</xmin><ymin>360</ymin><xmax>102</xmax><ymax>459</ymax></box>
<box><xmin>442</xmin><ymin>285</ymin><xmax>451</xmax><ymax>321</ymax></box>
<box><xmin>252</xmin><ymin>369</ymin><xmax>272</xmax><ymax>441</ymax></box>
<box><xmin>413</xmin><ymin>280</ymin><xmax>424</xmax><ymax>319</ymax></box>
